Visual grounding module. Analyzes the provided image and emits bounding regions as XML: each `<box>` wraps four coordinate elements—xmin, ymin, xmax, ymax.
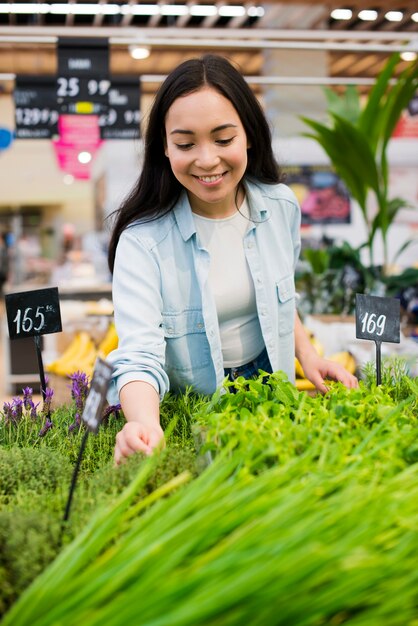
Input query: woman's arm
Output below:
<box><xmin>294</xmin><ymin>312</ymin><xmax>358</xmax><ymax>393</ymax></box>
<box><xmin>114</xmin><ymin>380</ymin><xmax>164</xmax><ymax>465</ymax></box>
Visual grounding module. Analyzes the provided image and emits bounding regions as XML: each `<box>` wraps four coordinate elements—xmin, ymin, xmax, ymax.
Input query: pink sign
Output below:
<box><xmin>53</xmin><ymin>115</ymin><xmax>103</xmax><ymax>180</ymax></box>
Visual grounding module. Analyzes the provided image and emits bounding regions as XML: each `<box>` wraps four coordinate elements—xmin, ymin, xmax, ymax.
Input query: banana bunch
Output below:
<box><xmin>46</xmin><ymin>331</ymin><xmax>98</xmax><ymax>379</ymax></box>
<box><xmin>295</xmin><ymin>329</ymin><xmax>356</xmax><ymax>392</ymax></box>
<box><xmin>97</xmin><ymin>321</ymin><xmax>118</xmax><ymax>359</ymax></box>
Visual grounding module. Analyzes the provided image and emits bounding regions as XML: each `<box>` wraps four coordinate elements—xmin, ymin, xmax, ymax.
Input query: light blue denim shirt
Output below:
<box><xmin>107</xmin><ymin>178</ymin><xmax>301</xmax><ymax>403</ymax></box>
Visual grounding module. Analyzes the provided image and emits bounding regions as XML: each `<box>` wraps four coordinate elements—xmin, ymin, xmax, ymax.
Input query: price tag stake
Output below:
<box><xmin>63</xmin><ymin>357</ymin><xmax>114</xmax><ymax>524</ymax></box>
<box><xmin>355</xmin><ymin>293</ymin><xmax>400</xmax><ymax>385</ymax></box>
<box><xmin>5</xmin><ymin>287</ymin><xmax>62</xmax><ymax>400</ymax></box>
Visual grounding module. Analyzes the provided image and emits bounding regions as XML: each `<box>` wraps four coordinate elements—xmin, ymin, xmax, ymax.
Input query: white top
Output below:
<box><xmin>193</xmin><ymin>198</ymin><xmax>264</xmax><ymax>367</ymax></box>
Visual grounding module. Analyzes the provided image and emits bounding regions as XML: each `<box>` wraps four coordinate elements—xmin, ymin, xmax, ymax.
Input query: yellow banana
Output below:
<box><xmin>52</xmin><ymin>332</ymin><xmax>96</xmax><ymax>377</ymax></box>
<box><xmin>71</xmin><ymin>345</ymin><xmax>98</xmax><ymax>378</ymax></box>
<box><xmin>295</xmin><ymin>378</ymin><xmax>316</xmax><ymax>391</ymax></box>
<box><xmin>327</xmin><ymin>351</ymin><xmax>356</xmax><ymax>375</ymax></box>
<box><xmin>295</xmin><ymin>357</ymin><xmax>305</xmax><ymax>378</ymax></box>
<box><xmin>98</xmin><ymin>321</ymin><xmax>118</xmax><ymax>356</ymax></box>
<box><xmin>46</xmin><ymin>332</ymin><xmax>85</xmax><ymax>373</ymax></box>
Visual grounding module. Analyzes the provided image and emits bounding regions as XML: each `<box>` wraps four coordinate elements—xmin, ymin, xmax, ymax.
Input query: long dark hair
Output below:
<box><xmin>108</xmin><ymin>54</ymin><xmax>281</xmax><ymax>271</ymax></box>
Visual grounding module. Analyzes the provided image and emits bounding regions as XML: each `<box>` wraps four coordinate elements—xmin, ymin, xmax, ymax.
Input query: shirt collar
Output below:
<box><xmin>172</xmin><ymin>178</ymin><xmax>270</xmax><ymax>241</ymax></box>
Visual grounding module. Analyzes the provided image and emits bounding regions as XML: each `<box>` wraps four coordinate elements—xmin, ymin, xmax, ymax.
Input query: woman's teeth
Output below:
<box><xmin>198</xmin><ymin>174</ymin><xmax>223</xmax><ymax>183</ymax></box>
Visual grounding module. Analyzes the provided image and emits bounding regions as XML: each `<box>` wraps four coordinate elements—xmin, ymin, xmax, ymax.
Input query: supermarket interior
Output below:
<box><xmin>1</xmin><ymin>2</ymin><xmax>418</xmax><ymax>623</ymax></box>
<box><xmin>0</xmin><ymin>0</ymin><xmax>418</xmax><ymax>402</ymax></box>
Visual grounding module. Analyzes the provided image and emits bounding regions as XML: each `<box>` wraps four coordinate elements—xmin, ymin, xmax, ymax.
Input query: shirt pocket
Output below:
<box><xmin>276</xmin><ymin>275</ymin><xmax>296</xmax><ymax>336</ymax></box>
<box><xmin>161</xmin><ymin>309</ymin><xmax>211</xmax><ymax>371</ymax></box>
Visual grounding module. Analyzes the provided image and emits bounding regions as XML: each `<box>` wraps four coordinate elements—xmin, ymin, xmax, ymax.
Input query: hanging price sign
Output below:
<box><xmin>355</xmin><ymin>293</ymin><xmax>400</xmax><ymax>385</ymax></box>
<box><xmin>14</xmin><ymin>76</ymin><xmax>59</xmax><ymax>138</ymax></box>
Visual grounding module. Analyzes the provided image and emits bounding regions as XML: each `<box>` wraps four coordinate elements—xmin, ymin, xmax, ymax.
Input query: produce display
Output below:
<box><xmin>45</xmin><ymin>321</ymin><xmax>118</xmax><ymax>378</ymax></box>
<box><xmin>1</xmin><ymin>358</ymin><xmax>417</xmax><ymax>625</ymax></box>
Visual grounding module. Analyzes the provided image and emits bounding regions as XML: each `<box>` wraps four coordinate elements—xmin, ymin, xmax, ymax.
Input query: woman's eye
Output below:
<box><xmin>216</xmin><ymin>137</ymin><xmax>234</xmax><ymax>145</ymax></box>
<box><xmin>175</xmin><ymin>143</ymin><xmax>193</xmax><ymax>150</ymax></box>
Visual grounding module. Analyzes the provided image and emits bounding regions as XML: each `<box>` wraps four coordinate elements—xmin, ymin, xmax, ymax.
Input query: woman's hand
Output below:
<box><xmin>299</xmin><ymin>352</ymin><xmax>358</xmax><ymax>394</ymax></box>
<box><xmin>114</xmin><ymin>421</ymin><xmax>165</xmax><ymax>465</ymax></box>
<box><xmin>115</xmin><ymin>380</ymin><xmax>164</xmax><ymax>465</ymax></box>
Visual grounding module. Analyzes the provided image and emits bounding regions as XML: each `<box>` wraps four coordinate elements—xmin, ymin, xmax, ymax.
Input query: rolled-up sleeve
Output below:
<box><xmin>107</xmin><ymin>228</ymin><xmax>170</xmax><ymax>404</ymax></box>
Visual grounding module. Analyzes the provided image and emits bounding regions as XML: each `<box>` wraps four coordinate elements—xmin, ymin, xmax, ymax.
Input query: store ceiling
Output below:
<box><xmin>0</xmin><ymin>0</ymin><xmax>417</xmax><ymax>95</ymax></box>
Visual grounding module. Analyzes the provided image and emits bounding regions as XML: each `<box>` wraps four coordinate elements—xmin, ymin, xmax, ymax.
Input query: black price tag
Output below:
<box><xmin>5</xmin><ymin>287</ymin><xmax>62</xmax><ymax>340</ymax></box>
<box><xmin>100</xmin><ymin>77</ymin><xmax>141</xmax><ymax>140</ymax></box>
<box><xmin>14</xmin><ymin>76</ymin><xmax>59</xmax><ymax>139</ymax></box>
<box><xmin>81</xmin><ymin>357</ymin><xmax>114</xmax><ymax>434</ymax></box>
<box><xmin>355</xmin><ymin>294</ymin><xmax>400</xmax><ymax>344</ymax></box>
<box><xmin>56</xmin><ymin>76</ymin><xmax>110</xmax><ymax>115</ymax></box>
<box><xmin>58</xmin><ymin>37</ymin><xmax>109</xmax><ymax>77</ymax></box>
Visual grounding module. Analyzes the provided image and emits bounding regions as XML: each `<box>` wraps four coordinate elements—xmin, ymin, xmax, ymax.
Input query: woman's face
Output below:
<box><xmin>164</xmin><ymin>86</ymin><xmax>250</xmax><ymax>218</ymax></box>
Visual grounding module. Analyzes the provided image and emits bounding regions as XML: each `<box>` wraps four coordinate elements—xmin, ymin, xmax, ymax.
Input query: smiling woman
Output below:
<box><xmin>106</xmin><ymin>54</ymin><xmax>358</xmax><ymax>465</ymax></box>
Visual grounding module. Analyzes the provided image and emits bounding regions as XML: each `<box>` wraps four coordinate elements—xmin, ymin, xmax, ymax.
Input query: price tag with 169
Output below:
<box><xmin>355</xmin><ymin>293</ymin><xmax>400</xmax><ymax>385</ymax></box>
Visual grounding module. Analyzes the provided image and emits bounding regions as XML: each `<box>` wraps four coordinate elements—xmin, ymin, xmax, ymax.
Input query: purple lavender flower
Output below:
<box><xmin>68</xmin><ymin>412</ymin><xmax>82</xmax><ymax>433</ymax></box>
<box><xmin>2</xmin><ymin>401</ymin><xmax>15</xmax><ymax>425</ymax></box>
<box><xmin>42</xmin><ymin>387</ymin><xmax>54</xmax><ymax>417</ymax></box>
<box><xmin>69</xmin><ymin>371</ymin><xmax>90</xmax><ymax>413</ymax></box>
<box><xmin>30</xmin><ymin>401</ymin><xmax>40</xmax><ymax>420</ymax></box>
<box><xmin>11</xmin><ymin>397</ymin><xmax>24</xmax><ymax>422</ymax></box>
<box><xmin>22</xmin><ymin>387</ymin><xmax>34</xmax><ymax>411</ymax></box>
<box><xmin>38</xmin><ymin>418</ymin><xmax>54</xmax><ymax>437</ymax></box>
<box><xmin>102</xmin><ymin>403</ymin><xmax>122</xmax><ymax>424</ymax></box>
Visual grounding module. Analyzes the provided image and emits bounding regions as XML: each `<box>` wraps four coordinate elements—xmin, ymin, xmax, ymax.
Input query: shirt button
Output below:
<box><xmin>257</xmin><ymin>277</ymin><xmax>262</xmax><ymax>284</ymax></box>
<box><xmin>197</xmin><ymin>323</ymin><xmax>203</xmax><ymax>329</ymax></box>
<box><xmin>247</xmin><ymin>242</ymin><xmax>253</xmax><ymax>249</ymax></box>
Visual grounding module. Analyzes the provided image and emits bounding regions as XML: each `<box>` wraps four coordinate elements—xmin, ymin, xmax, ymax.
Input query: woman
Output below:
<box><xmin>107</xmin><ymin>54</ymin><xmax>358</xmax><ymax>464</ymax></box>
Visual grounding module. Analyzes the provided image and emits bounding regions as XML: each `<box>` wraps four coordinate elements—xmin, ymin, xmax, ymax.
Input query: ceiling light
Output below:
<box><xmin>330</xmin><ymin>9</ymin><xmax>352</xmax><ymax>20</ymax></box>
<box><xmin>358</xmin><ymin>10</ymin><xmax>378</xmax><ymax>21</ymax></box>
<box><xmin>160</xmin><ymin>4</ymin><xmax>188</xmax><ymax>15</ymax></box>
<box><xmin>385</xmin><ymin>11</ymin><xmax>403</xmax><ymax>22</ymax></box>
<box><xmin>121</xmin><ymin>4</ymin><xmax>160</xmax><ymax>15</ymax></box>
<box><xmin>411</xmin><ymin>13</ymin><xmax>418</xmax><ymax>22</ymax></box>
<box><xmin>190</xmin><ymin>5</ymin><xmax>216</xmax><ymax>16</ymax></box>
<box><xmin>129</xmin><ymin>45</ymin><xmax>151</xmax><ymax>60</ymax></box>
<box><xmin>248</xmin><ymin>6</ymin><xmax>264</xmax><ymax>17</ymax></box>
<box><xmin>218</xmin><ymin>5</ymin><xmax>246</xmax><ymax>17</ymax></box>
<box><xmin>400</xmin><ymin>51</ymin><xmax>417</xmax><ymax>62</ymax></box>
<box><xmin>78</xmin><ymin>151</ymin><xmax>92</xmax><ymax>164</ymax></box>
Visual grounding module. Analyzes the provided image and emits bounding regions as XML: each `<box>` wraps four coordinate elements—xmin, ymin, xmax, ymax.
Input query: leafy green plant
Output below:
<box><xmin>3</xmin><ymin>371</ymin><xmax>418</xmax><ymax>626</ymax></box>
<box><xmin>301</xmin><ymin>54</ymin><xmax>418</xmax><ymax>268</ymax></box>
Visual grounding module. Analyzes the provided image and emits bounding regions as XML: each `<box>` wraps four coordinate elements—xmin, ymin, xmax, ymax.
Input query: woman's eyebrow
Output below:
<box><xmin>169</xmin><ymin>123</ymin><xmax>238</xmax><ymax>136</ymax></box>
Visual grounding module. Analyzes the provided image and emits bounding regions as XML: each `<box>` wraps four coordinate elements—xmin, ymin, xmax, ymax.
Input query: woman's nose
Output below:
<box><xmin>195</xmin><ymin>145</ymin><xmax>221</xmax><ymax>169</ymax></box>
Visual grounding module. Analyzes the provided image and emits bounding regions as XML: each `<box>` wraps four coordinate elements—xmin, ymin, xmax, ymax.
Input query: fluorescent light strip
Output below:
<box><xmin>0</xmin><ymin>3</ymin><xmax>263</xmax><ymax>17</ymax></box>
<box><xmin>219</xmin><ymin>6</ymin><xmax>246</xmax><ymax>17</ymax></box>
<box><xmin>189</xmin><ymin>5</ymin><xmax>218</xmax><ymax>16</ymax></box>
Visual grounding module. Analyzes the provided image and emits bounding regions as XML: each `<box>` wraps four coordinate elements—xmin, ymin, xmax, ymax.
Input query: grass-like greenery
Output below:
<box><xmin>0</xmin><ymin>359</ymin><xmax>417</xmax><ymax>624</ymax></box>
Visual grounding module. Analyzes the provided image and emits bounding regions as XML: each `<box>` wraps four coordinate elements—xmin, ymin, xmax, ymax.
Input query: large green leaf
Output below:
<box><xmin>324</xmin><ymin>85</ymin><xmax>361</xmax><ymax>124</ymax></box>
<box><xmin>301</xmin><ymin>119</ymin><xmax>369</xmax><ymax>212</ymax></box>
<box><xmin>330</xmin><ymin>114</ymin><xmax>381</xmax><ymax>193</ymax></box>
<box><xmin>358</xmin><ymin>54</ymin><xmax>401</xmax><ymax>147</ymax></box>
<box><xmin>379</xmin><ymin>62</ymin><xmax>418</xmax><ymax>154</ymax></box>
